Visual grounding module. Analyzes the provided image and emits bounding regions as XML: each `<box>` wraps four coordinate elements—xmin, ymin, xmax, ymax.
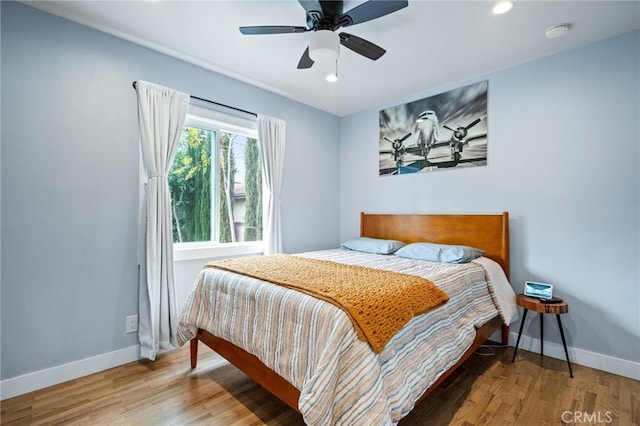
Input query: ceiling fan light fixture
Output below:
<box><xmin>309</xmin><ymin>30</ymin><xmax>340</xmax><ymax>62</ymax></box>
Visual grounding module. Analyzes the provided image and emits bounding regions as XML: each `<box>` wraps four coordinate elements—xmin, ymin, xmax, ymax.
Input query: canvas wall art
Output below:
<box><xmin>379</xmin><ymin>80</ymin><xmax>488</xmax><ymax>175</ymax></box>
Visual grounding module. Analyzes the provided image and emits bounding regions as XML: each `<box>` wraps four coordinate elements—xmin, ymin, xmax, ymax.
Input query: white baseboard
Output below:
<box><xmin>507</xmin><ymin>332</ymin><xmax>640</xmax><ymax>381</ymax></box>
<box><xmin>2</xmin><ymin>333</ymin><xmax>638</xmax><ymax>401</ymax></box>
<box><xmin>0</xmin><ymin>345</ymin><xmax>141</xmax><ymax>400</ymax></box>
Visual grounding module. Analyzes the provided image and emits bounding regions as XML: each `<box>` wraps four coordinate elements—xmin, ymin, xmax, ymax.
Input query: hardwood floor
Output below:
<box><xmin>2</xmin><ymin>343</ymin><xmax>638</xmax><ymax>425</ymax></box>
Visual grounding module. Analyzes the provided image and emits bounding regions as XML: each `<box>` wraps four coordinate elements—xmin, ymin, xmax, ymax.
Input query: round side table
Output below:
<box><xmin>511</xmin><ymin>294</ymin><xmax>573</xmax><ymax>377</ymax></box>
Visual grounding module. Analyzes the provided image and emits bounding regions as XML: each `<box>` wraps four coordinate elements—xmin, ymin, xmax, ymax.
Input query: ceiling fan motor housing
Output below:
<box><xmin>306</xmin><ymin>1</ymin><xmax>343</xmax><ymax>29</ymax></box>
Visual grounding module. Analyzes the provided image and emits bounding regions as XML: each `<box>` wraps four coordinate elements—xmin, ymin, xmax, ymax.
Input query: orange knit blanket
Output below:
<box><xmin>205</xmin><ymin>254</ymin><xmax>449</xmax><ymax>353</ymax></box>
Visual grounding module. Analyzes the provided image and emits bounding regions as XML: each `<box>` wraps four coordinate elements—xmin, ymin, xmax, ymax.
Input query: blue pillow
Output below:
<box><xmin>395</xmin><ymin>242</ymin><xmax>485</xmax><ymax>263</ymax></box>
<box><xmin>341</xmin><ymin>237</ymin><xmax>406</xmax><ymax>255</ymax></box>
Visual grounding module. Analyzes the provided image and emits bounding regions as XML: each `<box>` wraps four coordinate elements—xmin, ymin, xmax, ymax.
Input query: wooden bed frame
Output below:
<box><xmin>190</xmin><ymin>212</ymin><xmax>510</xmax><ymax>413</ymax></box>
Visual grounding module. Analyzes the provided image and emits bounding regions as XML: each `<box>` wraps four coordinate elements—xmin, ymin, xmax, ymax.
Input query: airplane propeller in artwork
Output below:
<box><xmin>383</xmin><ymin>132</ymin><xmax>412</xmax><ymax>164</ymax></box>
<box><xmin>442</xmin><ymin>117</ymin><xmax>482</xmax><ymax>162</ymax></box>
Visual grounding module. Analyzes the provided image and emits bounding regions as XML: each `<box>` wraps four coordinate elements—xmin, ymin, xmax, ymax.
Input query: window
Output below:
<box><xmin>168</xmin><ymin>105</ymin><xmax>262</xmax><ymax>254</ymax></box>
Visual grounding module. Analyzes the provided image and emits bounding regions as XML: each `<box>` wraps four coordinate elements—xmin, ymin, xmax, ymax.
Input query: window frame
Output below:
<box><xmin>172</xmin><ymin>104</ymin><xmax>264</xmax><ymax>261</ymax></box>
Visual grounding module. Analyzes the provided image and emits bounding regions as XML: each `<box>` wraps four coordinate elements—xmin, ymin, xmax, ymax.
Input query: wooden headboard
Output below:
<box><xmin>360</xmin><ymin>212</ymin><xmax>510</xmax><ymax>278</ymax></box>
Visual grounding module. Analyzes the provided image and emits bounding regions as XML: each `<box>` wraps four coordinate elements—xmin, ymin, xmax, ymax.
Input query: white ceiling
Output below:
<box><xmin>27</xmin><ymin>0</ymin><xmax>640</xmax><ymax>116</ymax></box>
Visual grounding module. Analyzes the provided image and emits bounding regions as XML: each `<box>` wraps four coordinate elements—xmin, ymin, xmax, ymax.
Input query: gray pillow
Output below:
<box><xmin>341</xmin><ymin>237</ymin><xmax>406</xmax><ymax>255</ymax></box>
<box><xmin>395</xmin><ymin>242</ymin><xmax>484</xmax><ymax>263</ymax></box>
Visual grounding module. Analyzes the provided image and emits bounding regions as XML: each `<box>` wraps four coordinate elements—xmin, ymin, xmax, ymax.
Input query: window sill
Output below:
<box><xmin>174</xmin><ymin>241</ymin><xmax>264</xmax><ymax>262</ymax></box>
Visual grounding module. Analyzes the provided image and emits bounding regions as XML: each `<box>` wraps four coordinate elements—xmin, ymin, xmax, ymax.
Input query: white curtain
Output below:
<box><xmin>135</xmin><ymin>81</ymin><xmax>189</xmax><ymax>360</ymax></box>
<box><xmin>257</xmin><ymin>115</ymin><xmax>286</xmax><ymax>255</ymax></box>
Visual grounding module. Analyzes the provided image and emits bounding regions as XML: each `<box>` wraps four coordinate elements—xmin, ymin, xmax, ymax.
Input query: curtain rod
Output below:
<box><xmin>132</xmin><ymin>81</ymin><xmax>257</xmax><ymax>118</ymax></box>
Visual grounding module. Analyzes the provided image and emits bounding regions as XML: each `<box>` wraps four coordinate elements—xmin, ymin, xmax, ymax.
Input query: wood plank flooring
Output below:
<box><xmin>2</xmin><ymin>343</ymin><xmax>638</xmax><ymax>425</ymax></box>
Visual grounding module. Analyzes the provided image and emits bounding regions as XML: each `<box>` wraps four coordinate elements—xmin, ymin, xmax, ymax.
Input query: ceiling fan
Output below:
<box><xmin>239</xmin><ymin>0</ymin><xmax>409</xmax><ymax>70</ymax></box>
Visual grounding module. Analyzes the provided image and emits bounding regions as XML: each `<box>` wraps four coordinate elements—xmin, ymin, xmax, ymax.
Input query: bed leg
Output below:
<box><xmin>501</xmin><ymin>324</ymin><xmax>510</xmax><ymax>346</ymax></box>
<box><xmin>190</xmin><ymin>338</ymin><xmax>198</xmax><ymax>369</ymax></box>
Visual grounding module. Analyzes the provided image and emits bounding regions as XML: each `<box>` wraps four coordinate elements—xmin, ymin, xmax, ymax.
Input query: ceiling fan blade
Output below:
<box><xmin>297</xmin><ymin>47</ymin><xmax>315</xmax><ymax>69</ymax></box>
<box><xmin>298</xmin><ymin>0</ymin><xmax>324</xmax><ymax>22</ymax></box>
<box><xmin>239</xmin><ymin>26</ymin><xmax>308</xmax><ymax>35</ymax></box>
<box><xmin>339</xmin><ymin>32</ymin><xmax>385</xmax><ymax>60</ymax></box>
<box><xmin>337</xmin><ymin>0</ymin><xmax>408</xmax><ymax>28</ymax></box>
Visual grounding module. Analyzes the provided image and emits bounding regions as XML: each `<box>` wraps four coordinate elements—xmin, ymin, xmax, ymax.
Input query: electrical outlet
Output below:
<box><xmin>126</xmin><ymin>315</ymin><xmax>138</xmax><ymax>333</ymax></box>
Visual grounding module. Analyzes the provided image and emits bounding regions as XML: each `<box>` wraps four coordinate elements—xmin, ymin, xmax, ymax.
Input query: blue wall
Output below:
<box><xmin>0</xmin><ymin>2</ymin><xmax>340</xmax><ymax>380</ymax></box>
<box><xmin>1</xmin><ymin>0</ymin><xmax>638</xmax><ymax>385</ymax></box>
<box><xmin>339</xmin><ymin>31</ymin><xmax>640</xmax><ymax>367</ymax></box>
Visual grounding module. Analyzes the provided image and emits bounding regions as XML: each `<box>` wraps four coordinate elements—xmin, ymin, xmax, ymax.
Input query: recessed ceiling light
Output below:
<box><xmin>493</xmin><ymin>1</ymin><xmax>513</xmax><ymax>15</ymax></box>
<box><xmin>545</xmin><ymin>23</ymin><xmax>571</xmax><ymax>39</ymax></box>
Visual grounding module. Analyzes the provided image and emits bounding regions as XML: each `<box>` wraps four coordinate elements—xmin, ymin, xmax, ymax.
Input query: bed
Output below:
<box><xmin>177</xmin><ymin>212</ymin><xmax>515</xmax><ymax>425</ymax></box>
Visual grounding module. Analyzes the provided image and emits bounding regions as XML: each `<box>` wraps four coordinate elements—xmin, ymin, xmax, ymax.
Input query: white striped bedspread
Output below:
<box><xmin>177</xmin><ymin>249</ymin><xmax>516</xmax><ymax>425</ymax></box>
